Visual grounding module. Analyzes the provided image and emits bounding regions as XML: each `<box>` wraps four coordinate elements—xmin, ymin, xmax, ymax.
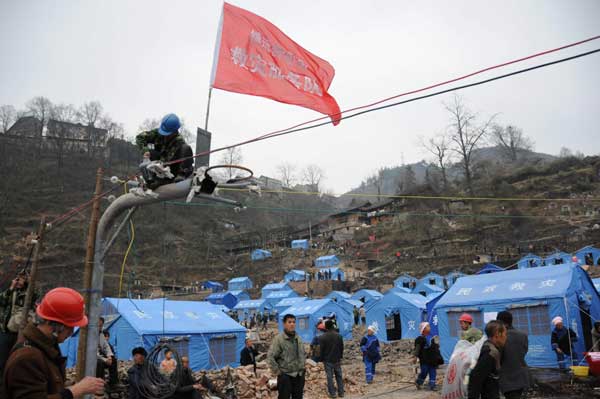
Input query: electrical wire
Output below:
<box><xmin>118</xmin><ymin>183</ymin><xmax>136</xmax><ymax>298</ymax></box>
<box><xmin>162</xmin><ymin>38</ymin><xmax>600</xmax><ymax>167</ymax></box>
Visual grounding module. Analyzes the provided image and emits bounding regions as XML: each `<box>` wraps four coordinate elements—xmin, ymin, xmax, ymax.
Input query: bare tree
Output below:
<box><xmin>219</xmin><ymin>146</ymin><xmax>243</xmax><ymax>179</ymax></box>
<box><xmin>491</xmin><ymin>124</ymin><xmax>533</xmax><ymax>161</ymax></box>
<box><xmin>26</xmin><ymin>96</ymin><xmax>54</xmax><ymax>136</ymax></box>
<box><xmin>98</xmin><ymin>116</ymin><xmax>125</xmax><ymax>140</ymax></box>
<box><xmin>372</xmin><ymin>168</ymin><xmax>386</xmax><ymax>202</ymax></box>
<box><xmin>0</xmin><ymin>105</ymin><xmax>16</xmax><ymax>133</ymax></box>
<box><xmin>138</xmin><ymin>118</ymin><xmax>160</xmax><ymax>132</ymax></box>
<box><xmin>276</xmin><ymin>162</ymin><xmax>297</xmax><ymax>188</ymax></box>
<box><xmin>445</xmin><ymin>95</ymin><xmax>495</xmax><ymax>195</ymax></box>
<box><xmin>559</xmin><ymin>147</ymin><xmax>574</xmax><ymax>158</ymax></box>
<box><xmin>421</xmin><ymin>134</ymin><xmax>451</xmax><ymax>190</ymax></box>
<box><xmin>78</xmin><ymin>101</ymin><xmax>103</xmax><ymax>127</ymax></box>
<box><xmin>302</xmin><ymin>164</ymin><xmax>324</xmax><ymax>193</ymax></box>
<box><xmin>49</xmin><ymin>103</ymin><xmax>79</xmax><ymax>171</ymax></box>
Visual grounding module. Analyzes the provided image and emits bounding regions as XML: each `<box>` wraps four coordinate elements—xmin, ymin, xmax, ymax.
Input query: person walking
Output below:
<box><xmin>319</xmin><ymin>319</ymin><xmax>345</xmax><ymax>398</ymax></box>
<box><xmin>467</xmin><ymin>320</ymin><xmax>508</xmax><ymax>399</ymax></box>
<box><xmin>551</xmin><ymin>316</ymin><xmax>578</xmax><ymax>369</ymax></box>
<box><xmin>360</xmin><ymin>325</ymin><xmax>381</xmax><ymax>384</ymax></box>
<box><xmin>359</xmin><ymin>306</ymin><xmax>366</xmax><ymax>326</ymax></box>
<box><xmin>414</xmin><ymin>322</ymin><xmax>442</xmax><ymax>391</ymax></box>
<box><xmin>459</xmin><ymin>313</ymin><xmax>483</xmax><ymax>344</ymax></box>
<box><xmin>497</xmin><ymin>311</ymin><xmax>529</xmax><ymax>399</ymax></box>
<box><xmin>268</xmin><ymin>314</ymin><xmax>306</xmax><ymax>399</ymax></box>
<box><xmin>3</xmin><ymin>287</ymin><xmax>104</xmax><ymax>399</ymax></box>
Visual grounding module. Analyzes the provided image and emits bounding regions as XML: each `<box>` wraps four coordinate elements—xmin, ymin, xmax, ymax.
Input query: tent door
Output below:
<box><xmin>386</xmin><ymin>313</ymin><xmax>402</xmax><ymax>341</ymax></box>
<box><xmin>580</xmin><ymin>308</ymin><xmax>593</xmax><ymax>352</ymax></box>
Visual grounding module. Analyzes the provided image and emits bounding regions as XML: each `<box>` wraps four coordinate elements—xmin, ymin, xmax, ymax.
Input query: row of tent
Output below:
<box><xmin>517</xmin><ymin>246</ymin><xmax>600</xmax><ymax>268</ymax></box>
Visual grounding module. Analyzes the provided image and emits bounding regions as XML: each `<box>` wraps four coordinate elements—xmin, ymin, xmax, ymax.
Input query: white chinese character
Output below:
<box><xmin>286</xmin><ymin>72</ymin><xmax>302</xmax><ymax>89</ymax></box>
<box><xmin>510</xmin><ymin>282</ymin><xmax>526</xmax><ymax>291</ymax></box>
<box><xmin>456</xmin><ymin>288</ymin><xmax>472</xmax><ymax>296</ymax></box>
<box><xmin>185</xmin><ymin>312</ymin><xmax>199</xmax><ymax>319</ymax></box>
<box><xmin>482</xmin><ymin>285</ymin><xmax>498</xmax><ymax>294</ymax></box>
<box><xmin>206</xmin><ymin>312</ymin><xmax>220</xmax><ymax>320</ymax></box>
<box><xmin>268</xmin><ymin>63</ymin><xmax>284</xmax><ymax>79</ymax></box>
<box><xmin>133</xmin><ymin>310</ymin><xmax>151</xmax><ymax>319</ymax></box>
<box><xmin>230</xmin><ymin>46</ymin><xmax>248</xmax><ymax>68</ymax></box>
<box><xmin>539</xmin><ymin>279</ymin><xmax>557</xmax><ymax>288</ymax></box>
<box><xmin>249</xmin><ymin>30</ymin><xmax>262</xmax><ymax>44</ymax></box>
<box><xmin>408</xmin><ymin>320</ymin><xmax>416</xmax><ymax>330</ymax></box>
<box><xmin>249</xmin><ymin>53</ymin><xmax>267</xmax><ymax>77</ymax></box>
<box><xmin>303</xmin><ymin>76</ymin><xmax>323</xmax><ymax>96</ymax></box>
<box><xmin>161</xmin><ymin>311</ymin><xmax>176</xmax><ymax>319</ymax></box>
<box><xmin>433</xmin><ymin>315</ymin><xmax>438</xmax><ymax>326</ymax></box>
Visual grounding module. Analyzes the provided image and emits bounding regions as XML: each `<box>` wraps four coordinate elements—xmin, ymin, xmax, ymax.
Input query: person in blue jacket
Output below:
<box><xmin>360</xmin><ymin>325</ymin><xmax>381</xmax><ymax>384</ymax></box>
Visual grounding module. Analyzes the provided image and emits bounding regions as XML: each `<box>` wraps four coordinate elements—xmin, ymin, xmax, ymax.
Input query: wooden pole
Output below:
<box><xmin>19</xmin><ymin>216</ymin><xmax>47</xmax><ymax>330</ymax></box>
<box><xmin>76</xmin><ymin>167</ymin><xmax>104</xmax><ymax>380</ymax></box>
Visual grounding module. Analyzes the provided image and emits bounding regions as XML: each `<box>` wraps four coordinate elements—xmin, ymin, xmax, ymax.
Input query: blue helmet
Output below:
<box><xmin>158</xmin><ymin>113</ymin><xmax>181</xmax><ymax>136</ymax></box>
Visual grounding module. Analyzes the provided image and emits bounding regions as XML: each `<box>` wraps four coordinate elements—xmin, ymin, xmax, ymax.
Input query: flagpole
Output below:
<box><xmin>204</xmin><ymin>87</ymin><xmax>213</xmax><ymax>131</ymax></box>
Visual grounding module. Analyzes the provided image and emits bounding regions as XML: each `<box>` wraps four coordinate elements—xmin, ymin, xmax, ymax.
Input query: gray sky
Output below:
<box><xmin>1</xmin><ymin>1</ymin><xmax>599</xmax><ymax>193</ymax></box>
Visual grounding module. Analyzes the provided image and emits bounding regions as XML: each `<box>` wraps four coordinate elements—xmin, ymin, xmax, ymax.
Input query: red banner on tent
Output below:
<box><xmin>210</xmin><ymin>2</ymin><xmax>342</xmax><ymax>125</ymax></box>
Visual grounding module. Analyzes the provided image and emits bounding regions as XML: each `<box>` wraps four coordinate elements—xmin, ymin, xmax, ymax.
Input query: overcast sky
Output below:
<box><xmin>1</xmin><ymin>1</ymin><xmax>599</xmax><ymax>193</ymax></box>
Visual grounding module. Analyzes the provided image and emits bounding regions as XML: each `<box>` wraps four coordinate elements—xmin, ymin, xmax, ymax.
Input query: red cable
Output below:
<box><xmin>164</xmin><ymin>34</ymin><xmax>600</xmax><ymax>165</ymax></box>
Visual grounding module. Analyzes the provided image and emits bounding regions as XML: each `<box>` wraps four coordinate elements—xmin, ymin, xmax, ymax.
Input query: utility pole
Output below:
<box><xmin>76</xmin><ymin>168</ymin><xmax>104</xmax><ymax>380</ymax></box>
<box><xmin>19</xmin><ymin>216</ymin><xmax>47</xmax><ymax>330</ymax></box>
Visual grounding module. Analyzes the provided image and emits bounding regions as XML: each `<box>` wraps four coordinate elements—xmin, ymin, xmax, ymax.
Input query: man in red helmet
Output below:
<box><xmin>459</xmin><ymin>313</ymin><xmax>483</xmax><ymax>344</ymax></box>
<box><xmin>3</xmin><ymin>287</ymin><xmax>105</xmax><ymax>399</ymax></box>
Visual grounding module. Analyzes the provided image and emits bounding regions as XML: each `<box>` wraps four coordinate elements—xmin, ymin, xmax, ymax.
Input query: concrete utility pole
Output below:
<box><xmin>19</xmin><ymin>216</ymin><xmax>47</xmax><ymax>330</ymax></box>
<box><xmin>76</xmin><ymin>168</ymin><xmax>104</xmax><ymax>379</ymax></box>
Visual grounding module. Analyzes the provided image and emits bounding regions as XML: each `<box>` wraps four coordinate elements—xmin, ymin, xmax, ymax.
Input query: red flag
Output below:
<box><xmin>210</xmin><ymin>3</ymin><xmax>341</xmax><ymax>125</ymax></box>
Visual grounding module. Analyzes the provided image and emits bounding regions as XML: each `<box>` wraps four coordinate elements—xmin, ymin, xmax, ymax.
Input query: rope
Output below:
<box><xmin>161</xmin><ymin>37</ymin><xmax>600</xmax><ymax>166</ymax></box>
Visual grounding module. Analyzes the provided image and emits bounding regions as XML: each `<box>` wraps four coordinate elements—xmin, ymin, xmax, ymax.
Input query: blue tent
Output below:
<box><xmin>576</xmin><ymin>246</ymin><xmax>600</xmax><ymax>266</ymax></box>
<box><xmin>394</xmin><ymin>273</ymin><xmax>417</xmax><ymax>289</ymax></box>
<box><xmin>204</xmin><ymin>281</ymin><xmax>224</xmax><ymax>292</ymax></box>
<box><xmin>206</xmin><ymin>290</ymin><xmax>250</xmax><ymax>309</ymax></box>
<box><xmin>228</xmin><ymin>277</ymin><xmax>253</xmax><ymax>291</ymax></box>
<box><xmin>315</xmin><ymin>255</ymin><xmax>340</xmax><ymax>268</ymax></box>
<box><xmin>387</xmin><ymin>286</ymin><xmax>412</xmax><ymax>294</ymax></box>
<box><xmin>339</xmin><ymin>299</ymin><xmax>363</xmax><ymax>316</ymax></box>
<box><xmin>265</xmin><ymin>290</ymin><xmax>299</xmax><ymax>309</ymax></box>
<box><xmin>517</xmin><ymin>253</ymin><xmax>543</xmax><ymax>269</ymax></box>
<box><xmin>261</xmin><ymin>282</ymin><xmax>292</xmax><ymax>298</ymax></box>
<box><xmin>278</xmin><ymin>299</ymin><xmax>353</xmax><ymax>342</ymax></box>
<box><xmin>61</xmin><ymin>298</ymin><xmax>246</xmax><ymax>371</ymax></box>
<box><xmin>233</xmin><ymin>299</ymin><xmax>272</xmax><ymax>321</ymax></box>
<box><xmin>412</xmin><ymin>281</ymin><xmax>444</xmax><ymax>297</ymax></box>
<box><xmin>543</xmin><ymin>251</ymin><xmax>572</xmax><ymax>266</ymax></box>
<box><xmin>476</xmin><ymin>263</ymin><xmax>504</xmax><ymax>274</ymax></box>
<box><xmin>593</xmin><ymin>278</ymin><xmax>600</xmax><ymax>292</ymax></box>
<box><xmin>284</xmin><ymin>270</ymin><xmax>306</xmax><ymax>282</ymax></box>
<box><xmin>326</xmin><ymin>291</ymin><xmax>351</xmax><ymax>302</ymax></box>
<box><xmin>365</xmin><ymin>291</ymin><xmax>428</xmax><ymax>342</ymax></box>
<box><xmin>274</xmin><ymin>297</ymin><xmax>308</xmax><ymax>316</ymax></box>
<box><xmin>351</xmin><ymin>289</ymin><xmax>383</xmax><ymax>306</ymax></box>
<box><xmin>434</xmin><ymin>264</ymin><xmax>600</xmax><ymax>367</ymax></box>
<box><xmin>445</xmin><ymin>271</ymin><xmax>466</xmax><ymax>288</ymax></box>
<box><xmin>251</xmin><ymin>249</ymin><xmax>272</xmax><ymax>261</ymax></box>
<box><xmin>318</xmin><ymin>267</ymin><xmax>345</xmax><ymax>281</ymax></box>
<box><xmin>291</xmin><ymin>239</ymin><xmax>309</xmax><ymax>250</ymax></box>
<box><xmin>419</xmin><ymin>272</ymin><xmax>445</xmax><ymax>290</ymax></box>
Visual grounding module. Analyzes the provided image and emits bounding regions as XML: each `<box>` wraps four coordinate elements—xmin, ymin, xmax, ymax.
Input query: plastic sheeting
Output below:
<box><xmin>278</xmin><ymin>299</ymin><xmax>353</xmax><ymax>342</ymax></box>
<box><xmin>441</xmin><ymin>336</ymin><xmax>486</xmax><ymax>399</ymax></box>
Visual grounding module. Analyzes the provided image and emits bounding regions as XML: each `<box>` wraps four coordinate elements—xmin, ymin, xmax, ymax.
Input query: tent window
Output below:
<box><xmin>169</xmin><ymin>338</ymin><xmax>190</xmax><ymax>358</ymax></box>
<box><xmin>447</xmin><ymin>311</ymin><xmax>483</xmax><ymax>337</ymax></box>
<box><xmin>402</xmin><ymin>281</ymin><xmax>409</xmax><ymax>288</ymax></box>
<box><xmin>511</xmin><ymin>305</ymin><xmax>550</xmax><ymax>335</ymax></box>
<box><xmin>209</xmin><ymin>335</ymin><xmax>237</xmax><ymax>368</ymax></box>
<box><xmin>429</xmin><ymin>279</ymin><xmax>436</xmax><ymax>285</ymax></box>
<box><xmin>297</xmin><ymin>317</ymin><xmax>309</xmax><ymax>330</ymax></box>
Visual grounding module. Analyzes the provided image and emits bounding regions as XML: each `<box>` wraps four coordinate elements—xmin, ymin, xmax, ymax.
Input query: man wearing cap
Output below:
<box><xmin>128</xmin><ymin>347</ymin><xmax>149</xmax><ymax>399</ymax></box>
<box><xmin>497</xmin><ymin>311</ymin><xmax>529</xmax><ymax>399</ymax></box>
<box><xmin>551</xmin><ymin>316</ymin><xmax>578</xmax><ymax>369</ymax></box>
<box><xmin>0</xmin><ymin>270</ymin><xmax>37</xmax><ymax>377</ymax></box>
<box><xmin>3</xmin><ymin>287</ymin><xmax>105</xmax><ymax>399</ymax></box>
<box><xmin>135</xmin><ymin>113</ymin><xmax>194</xmax><ymax>189</ymax></box>
<box><xmin>459</xmin><ymin>313</ymin><xmax>483</xmax><ymax>344</ymax></box>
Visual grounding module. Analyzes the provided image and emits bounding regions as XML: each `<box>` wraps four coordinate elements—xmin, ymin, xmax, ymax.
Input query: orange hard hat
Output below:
<box><xmin>459</xmin><ymin>313</ymin><xmax>473</xmax><ymax>323</ymax></box>
<box><xmin>36</xmin><ymin>287</ymin><xmax>88</xmax><ymax>327</ymax></box>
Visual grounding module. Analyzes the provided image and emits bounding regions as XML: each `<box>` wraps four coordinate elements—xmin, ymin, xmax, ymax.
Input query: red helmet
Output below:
<box><xmin>459</xmin><ymin>313</ymin><xmax>473</xmax><ymax>323</ymax></box>
<box><xmin>36</xmin><ymin>287</ymin><xmax>88</xmax><ymax>327</ymax></box>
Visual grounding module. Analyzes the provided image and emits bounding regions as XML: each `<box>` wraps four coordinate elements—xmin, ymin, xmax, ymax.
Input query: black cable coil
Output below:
<box><xmin>137</xmin><ymin>341</ymin><xmax>183</xmax><ymax>399</ymax></box>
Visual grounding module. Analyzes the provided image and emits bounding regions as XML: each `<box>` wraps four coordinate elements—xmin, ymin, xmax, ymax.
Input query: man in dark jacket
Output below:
<box><xmin>3</xmin><ymin>287</ymin><xmax>104</xmax><ymax>399</ymax></box>
<box><xmin>497</xmin><ymin>311</ymin><xmax>529</xmax><ymax>399</ymax></box>
<box><xmin>319</xmin><ymin>319</ymin><xmax>344</xmax><ymax>398</ymax></box>
<box><xmin>135</xmin><ymin>113</ymin><xmax>194</xmax><ymax>189</ymax></box>
<box><xmin>240</xmin><ymin>338</ymin><xmax>259</xmax><ymax>373</ymax></box>
<box><xmin>173</xmin><ymin>356</ymin><xmax>215</xmax><ymax>399</ymax></box>
<box><xmin>468</xmin><ymin>320</ymin><xmax>507</xmax><ymax>399</ymax></box>
<box><xmin>128</xmin><ymin>347</ymin><xmax>149</xmax><ymax>399</ymax></box>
